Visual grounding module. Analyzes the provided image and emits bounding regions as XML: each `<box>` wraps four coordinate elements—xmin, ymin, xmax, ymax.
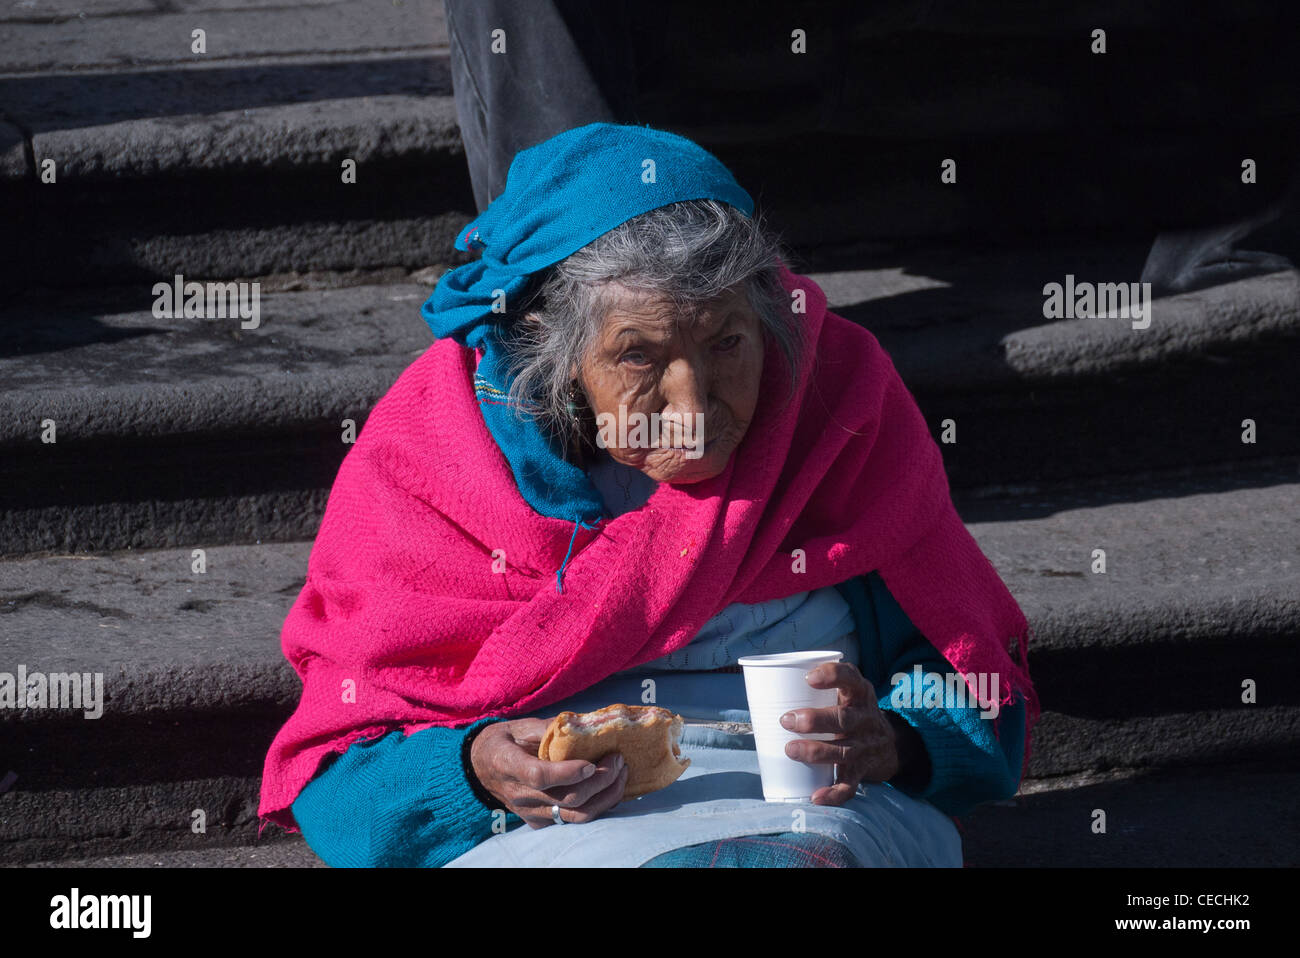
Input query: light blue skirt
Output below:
<box><xmin>444</xmin><ymin>724</ymin><xmax>962</xmax><ymax>868</ymax></box>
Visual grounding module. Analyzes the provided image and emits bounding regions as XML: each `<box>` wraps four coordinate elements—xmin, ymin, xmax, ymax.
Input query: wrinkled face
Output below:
<box><xmin>576</xmin><ymin>281</ymin><xmax>765</xmax><ymax>483</ymax></box>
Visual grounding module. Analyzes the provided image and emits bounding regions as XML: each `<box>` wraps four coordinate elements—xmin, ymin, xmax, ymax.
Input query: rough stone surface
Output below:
<box><xmin>816</xmin><ymin>255</ymin><xmax>1300</xmax><ymax>486</ymax></box>
<box><xmin>15</xmin><ymin>765</ymin><xmax>1297</xmax><ymax>868</ymax></box>
<box><xmin>0</xmin><ymin>1</ymin><xmax>464</xmax><ymax>286</ymax></box>
<box><xmin>966</xmin><ymin>461</ymin><xmax>1300</xmax><ymax>659</ymax></box>
<box><xmin>3</xmin><ymin>264</ymin><xmax>1295</xmax><ymax>551</ymax></box>
<box><xmin>6</xmin><ymin>53</ymin><xmax>450</xmax><ymax>131</ymax></box>
<box><xmin>2</xmin><ymin>489</ymin><xmax>331</xmax><ymax>559</ymax></box>
<box><xmin>0</xmin><ymin>773</ymin><xmax>291</xmax><ymax>865</ymax></box>
<box><xmin>817</xmin><ymin>252</ymin><xmax>1300</xmax><ymax>391</ymax></box>
<box><xmin>0</xmin><ymin>0</ymin><xmax>156</xmax><ymax>21</ymax></box>
<box><xmin>32</xmin><ymin>205</ymin><xmax>471</xmax><ymax>291</ymax></box>
<box><xmin>10</xmin><ymin>85</ymin><xmax>472</xmax><ymax>285</ymax></box>
<box><xmin>0</xmin><ymin>283</ymin><xmax>439</xmax><ymax>445</ymax></box>
<box><xmin>2</xmin><ymin>471</ymin><xmax>1293</xmax><ymax>718</ymax></box>
<box><xmin>0</xmin><ymin>121</ymin><xmax>28</xmax><ymax>179</ymax></box>
<box><xmin>5</xmin><ymin>0</ymin><xmax>1296</xmax><ymax>293</ymax></box>
<box><xmin>0</xmin><ymin>473</ymin><xmax>1294</xmax><ymax>861</ymax></box>
<box><xmin>0</xmin><ymin>542</ymin><xmax>306</xmax><ymax>716</ymax></box>
<box><xmin>0</xmin><ymin>0</ymin><xmax>446</xmax><ymax>73</ymax></box>
<box><xmin>961</xmin><ymin>763</ymin><xmax>1300</xmax><ymax>868</ymax></box>
<box><xmin>26</xmin><ymin>94</ymin><xmax>462</xmax><ymax>179</ymax></box>
<box><xmin>21</xmin><ymin>836</ymin><xmax>326</xmax><ymax>868</ymax></box>
<box><xmin>1024</xmin><ymin>709</ymin><xmax>1299</xmax><ymax>778</ymax></box>
<box><xmin>5</xmin><ymin>266</ymin><xmax>1294</xmax><ymax>443</ymax></box>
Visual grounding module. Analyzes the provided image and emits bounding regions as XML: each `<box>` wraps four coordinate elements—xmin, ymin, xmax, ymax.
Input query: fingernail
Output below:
<box><xmin>582</xmin><ymin>764</ymin><xmax>596</xmax><ymax>778</ymax></box>
<box><xmin>614</xmin><ymin>755</ymin><xmax>626</xmax><ymax>770</ymax></box>
<box><xmin>780</xmin><ymin>712</ymin><xmax>795</xmax><ymax>730</ymax></box>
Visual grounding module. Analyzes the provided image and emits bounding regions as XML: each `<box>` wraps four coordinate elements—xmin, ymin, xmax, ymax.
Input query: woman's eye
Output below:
<box><xmin>620</xmin><ymin>350</ymin><xmax>651</xmax><ymax>367</ymax></box>
<box><xmin>715</xmin><ymin>334</ymin><xmax>741</xmax><ymax>351</ymax></box>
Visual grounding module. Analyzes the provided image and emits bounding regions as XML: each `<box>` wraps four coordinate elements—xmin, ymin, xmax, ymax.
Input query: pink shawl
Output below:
<box><xmin>259</xmin><ymin>263</ymin><xmax>1039</xmax><ymax>830</ymax></box>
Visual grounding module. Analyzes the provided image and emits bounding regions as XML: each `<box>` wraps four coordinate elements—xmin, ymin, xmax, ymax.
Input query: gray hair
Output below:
<box><xmin>503</xmin><ymin>199</ymin><xmax>806</xmax><ymax>451</ymax></box>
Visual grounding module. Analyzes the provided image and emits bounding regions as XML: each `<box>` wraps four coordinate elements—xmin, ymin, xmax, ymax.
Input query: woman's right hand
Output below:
<box><xmin>469</xmin><ymin>718</ymin><xmax>629</xmax><ymax>828</ymax></box>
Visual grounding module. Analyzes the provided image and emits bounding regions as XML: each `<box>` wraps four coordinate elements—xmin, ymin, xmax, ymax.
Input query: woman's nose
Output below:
<box><xmin>661</xmin><ymin>358</ymin><xmax>710</xmax><ymax>420</ymax></box>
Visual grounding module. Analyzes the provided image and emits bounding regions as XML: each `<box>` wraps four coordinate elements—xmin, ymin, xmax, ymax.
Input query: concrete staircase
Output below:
<box><xmin>2</xmin><ymin>0</ymin><xmax>1297</xmax><ymax>867</ymax></box>
<box><xmin>4</xmin><ymin>459</ymin><xmax>1298</xmax><ymax>865</ymax></box>
<box><xmin>1</xmin><ymin>0</ymin><xmax>470</xmax><ymax>289</ymax></box>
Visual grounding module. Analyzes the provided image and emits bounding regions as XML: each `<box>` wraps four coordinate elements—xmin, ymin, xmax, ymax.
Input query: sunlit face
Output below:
<box><xmin>575</xmin><ymin>281</ymin><xmax>765</xmax><ymax>483</ymax></box>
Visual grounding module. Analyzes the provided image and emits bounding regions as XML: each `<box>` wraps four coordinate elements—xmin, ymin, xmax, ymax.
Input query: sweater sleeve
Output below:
<box><xmin>835</xmin><ymin>572</ymin><xmax>1026</xmax><ymax>819</ymax></box>
<box><xmin>290</xmin><ymin>717</ymin><xmax>518</xmax><ymax>867</ymax></box>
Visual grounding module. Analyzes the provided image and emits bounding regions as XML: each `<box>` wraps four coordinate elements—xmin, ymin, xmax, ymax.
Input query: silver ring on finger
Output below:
<box><xmin>551</xmin><ymin>804</ymin><xmax>565</xmax><ymax>825</ymax></box>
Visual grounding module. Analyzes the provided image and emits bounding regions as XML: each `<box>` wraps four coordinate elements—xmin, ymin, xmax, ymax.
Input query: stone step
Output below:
<box><xmin>1</xmin><ymin>466</ymin><xmax>1295</xmax><ymax>862</ymax></box>
<box><xmin>0</xmin><ymin>279</ymin><xmax>434</xmax><ymax>556</ymax></box>
<box><xmin>15</xmin><ymin>764</ymin><xmax>1297</xmax><ymax>868</ymax></box>
<box><xmin>2</xmin><ymin>261</ymin><xmax>1295</xmax><ymax>554</ymax></box>
<box><xmin>960</xmin><ymin>762</ymin><xmax>1300</xmax><ymax>868</ymax></box>
<box><xmin>1</xmin><ymin>0</ymin><xmax>471</xmax><ymax>287</ymax></box>
<box><xmin>965</xmin><ymin>456</ymin><xmax>1300</xmax><ymax>775</ymax></box>
<box><xmin>5</xmin><ymin>1</ymin><xmax>1297</xmax><ymax>287</ymax></box>
<box><xmin>810</xmin><ymin>252</ymin><xmax>1300</xmax><ymax>487</ymax></box>
<box><xmin>21</xmin><ymin>836</ymin><xmax>327</xmax><ymax>869</ymax></box>
<box><xmin>0</xmin><ymin>0</ymin><xmax>447</xmax><ymax>73</ymax></box>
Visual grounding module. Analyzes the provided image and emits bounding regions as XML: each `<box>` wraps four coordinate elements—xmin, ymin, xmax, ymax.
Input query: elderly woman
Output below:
<box><xmin>258</xmin><ymin>123</ymin><xmax>1039</xmax><ymax>867</ymax></box>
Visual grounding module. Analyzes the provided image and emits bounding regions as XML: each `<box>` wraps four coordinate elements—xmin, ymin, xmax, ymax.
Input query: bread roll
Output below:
<box><xmin>538</xmin><ymin>704</ymin><xmax>691</xmax><ymax>798</ymax></box>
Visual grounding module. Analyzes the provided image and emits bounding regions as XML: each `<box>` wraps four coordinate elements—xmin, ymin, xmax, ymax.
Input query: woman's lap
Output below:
<box><xmin>640</xmin><ymin>831</ymin><xmax>863</xmax><ymax>868</ymax></box>
<box><xmin>445</xmin><ymin>731</ymin><xmax>962</xmax><ymax>867</ymax></box>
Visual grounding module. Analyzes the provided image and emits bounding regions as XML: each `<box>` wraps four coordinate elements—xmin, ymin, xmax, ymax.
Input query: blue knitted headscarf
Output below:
<box><xmin>421</xmin><ymin>122</ymin><xmax>754</xmax><ymax>589</ymax></box>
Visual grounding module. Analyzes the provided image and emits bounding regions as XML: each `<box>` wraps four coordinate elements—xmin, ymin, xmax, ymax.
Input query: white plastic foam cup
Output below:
<box><xmin>738</xmin><ymin>650</ymin><xmax>844</xmax><ymax>802</ymax></box>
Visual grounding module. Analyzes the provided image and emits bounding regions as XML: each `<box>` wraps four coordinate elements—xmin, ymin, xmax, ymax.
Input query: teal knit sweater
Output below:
<box><xmin>291</xmin><ymin>570</ymin><xmax>1026</xmax><ymax>867</ymax></box>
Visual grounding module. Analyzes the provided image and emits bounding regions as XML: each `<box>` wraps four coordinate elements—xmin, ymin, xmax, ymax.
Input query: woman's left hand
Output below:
<box><xmin>780</xmin><ymin>662</ymin><xmax>899</xmax><ymax>806</ymax></box>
